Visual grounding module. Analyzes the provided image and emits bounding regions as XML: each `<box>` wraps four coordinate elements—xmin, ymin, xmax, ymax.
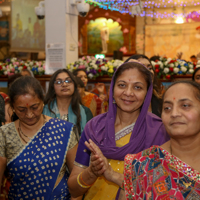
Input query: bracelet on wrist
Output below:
<box><xmin>77</xmin><ymin>172</ymin><xmax>93</xmax><ymax>189</ymax></box>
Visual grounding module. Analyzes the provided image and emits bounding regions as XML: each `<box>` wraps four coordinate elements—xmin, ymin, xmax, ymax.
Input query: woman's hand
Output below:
<box><xmin>85</xmin><ymin>139</ymin><xmax>114</xmax><ymax>181</ymax></box>
<box><xmin>85</xmin><ymin>139</ymin><xmax>124</xmax><ymax>187</ymax></box>
<box><xmin>95</xmin><ymin>83</ymin><xmax>105</xmax><ymax>95</ymax></box>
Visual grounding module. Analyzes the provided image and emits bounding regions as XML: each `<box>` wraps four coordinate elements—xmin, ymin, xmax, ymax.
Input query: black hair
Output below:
<box><xmin>0</xmin><ymin>94</ymin><xmax>5</xmax><ymax>126</ymax></box>
<box><xmin>9</xmin><ymin>76</ymin><xmax>44</xmax><ymax>108</ymax></box>
<box><xmin>114</xmin><ymin>62</ymin><xmax>152</xmax><ymax>90</ymax></box>
<box><xmin>44</xmin><ymin>69</ymin><xmax>82</xmax><ymax>134</ymax></box>
<box><xmin>125</xmin><ymin>54</ymin><xmax>151</xmax><ymax>63</ymax></box>
<box><xmin>73</xmin><ymin>69</ymin><xmax>87</xmax><ymax>77</ymax></box>
<box><xmin>162</xmin><ymin>80</ymin><xmax>200</xmax><ymax>106</ymax></box>
<box><xmin>8</xmin><ymin>73</ymin><xmax>22</xmax><ymax>88</ymax></box>
<box><xmin>76</xmin><ymin>77</ymin><xmax>85</xmax><ymax>88</ymax></box>
<box><xmin>192</xmin><ymin>67</ymin><xmax>200</xmax><ymax>81</ymax></box>
<box><xmin>124</xmin><ymin>54</ymin><xmax>162</xmax><ymax>99</ymax></box>
<box><xmin>190</xmin><ymin>55</ymin><xmax>197</xmax><ymax>59</ymax></box>
<box><xmin>150</xmin><ymin>55</ymin><xmax>160</xmax><ymax>62</ymax></box>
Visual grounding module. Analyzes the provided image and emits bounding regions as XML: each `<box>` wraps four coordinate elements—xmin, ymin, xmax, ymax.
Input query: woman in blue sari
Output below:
<box><xmin>0</xmin><ymin>76</ymin><xmax>79</xmax><ymax>199</ymax></box>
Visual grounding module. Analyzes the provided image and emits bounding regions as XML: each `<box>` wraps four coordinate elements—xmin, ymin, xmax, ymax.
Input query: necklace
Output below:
<box><xmin>18</xmin><ymin>115</ymin><xmax>46</xmax><ymax>143</ymax></box>
<box><xmin>61</xmin><ymin>114</ymin><xmax>68</xmax><ymax>121</ymax></box>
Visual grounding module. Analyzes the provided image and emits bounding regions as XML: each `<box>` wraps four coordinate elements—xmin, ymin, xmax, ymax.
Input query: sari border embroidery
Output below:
<box><xmin>115</xmin><ymin>123</ymin><xmax>135</xmax><ymax>141</ymax></box>
<box><xmin>74</xmin><ymin>161</ymin><xmax>88</xmax><ymax>169</ymax></box>
<box><xmin>53</xmin><ymin>124</ymin><xmax>74</xmax><ymax>190</ymax></box>
<box><xmin>7</xmin><ymin>120</ymin><xmax>52</xmax><ymax>166</ymax></box>
<box><xmin>160</xmin><ymin>147</ymin><xmax>200</xmax><ymax>183</ymax></box>
<box><xmin>124</xmin><ymin>154</ymin><xmax>136</xmax><ymax>200</ymax></box>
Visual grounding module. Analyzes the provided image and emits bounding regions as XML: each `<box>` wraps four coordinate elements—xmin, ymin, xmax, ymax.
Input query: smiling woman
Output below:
<box><xmin>76</xmin><ymin>80</ymin><xmax>200</xmax><ymax>200</ymax></box>
<box><xmin>0</xmin><ymin>76</ymin><xmax>80</xmax><ymax>199</ymax></box>
<box><xmin>125</xmin><ymin>54</ymin><xmax>163</xmax><ymax>117</ymax></box>
<box><xmin>67</xmin><ymin>62</ymin><xmax>169</xmax><ymax>200</ymax></box>
<box><xmin>43</xmin><ymin>69</ymin><xmax>92</xmax><ymax>135</ymax></box>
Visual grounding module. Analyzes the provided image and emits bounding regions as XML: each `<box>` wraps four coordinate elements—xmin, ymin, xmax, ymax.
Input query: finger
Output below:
<box><xmin>85</xmin><ymin>141</ymin><xmax>96</xmax><ymax>154</ymax></box>
<box><xmin>91</xmin><ymin>163</ymin><xmax>103</xmax><ymax>171</ymax></box>
<box><xmin>88</xmin><ymin>139</ymin><xmax>102</xmax><ymax>155</ymax></box>
<box><xmin>90</xmin><ymin>154</ymin><xmax>100</xmax><ymax>161</ymax></box>
<box><xmin>91</xmin><ymin>158</ymin><xmax>103</xmax><ymax>168</ymax></box>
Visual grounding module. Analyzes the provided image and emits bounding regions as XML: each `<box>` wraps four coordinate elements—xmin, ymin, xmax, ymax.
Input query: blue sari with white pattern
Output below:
<box><xmin>7</xmin><ymin>118</ymin><xmax>73</xmax><ymax>200</ymax></box>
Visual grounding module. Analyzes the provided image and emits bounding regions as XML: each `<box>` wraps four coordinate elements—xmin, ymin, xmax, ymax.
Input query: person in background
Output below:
<box><xmin>21</xmin><ymin>69</ymin><xmax>34</xmax><ymax>77</ymax></box>
<box><xmin>192</xmin><ymin>67</ymin><xmax>200</xmax><ymax>84</ymax></box>
<box><xmin>125</xmin><ymin>54</ymin><xmax>163</xmax><ymax>117</ymax></box>
<box><xmin>76</xmin><ymin>77</ymin><xmax>93</xmax><ymax>122</ymax></box>
<box><xmin>91</xmin><ymin>83</ymin><xmax>108</xmax><ymax>112</ymax></box>
<box><xmin>190</xmin><ymin>55</ymin><xmax>198</xmax><ymax>65</ymax></box>
<box><xmin>73</xmin><ymin>69</ymin><xmax>103</xmax><ymax>116</ymax></box>
<box><xmin>0</xmin><ymin>92</ymin><xmax>12</xmax><ymax>125</ymax></box>
<box><xmin>43</xmin><ymin>69</ymin><xmax>87</xmax><ymax>135</ymax></box>
<box><xmin>68</xmin><ymin>62</ymin><xmax>169</xmax><ymax>200</ymax></box>
<box><xmin>85</xmin><ymin>80</ymin><xmax>200</xmax><ymax>200</ymax></box>
<box><xmin>0</xmin><ymin>94</ymin><xmax>5</xmax><ymax>127</ymax></box>
<box><xmin>0</xmin><ymin>76</ymin><xmax>79</xmax><ymax>199</ymax></box>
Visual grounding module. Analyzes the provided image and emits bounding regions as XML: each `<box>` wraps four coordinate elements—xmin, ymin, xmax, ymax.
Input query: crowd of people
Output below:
<box><xmin>0</xmin><ymin>54</ymin><xmax>200</xmax><ymax>199</ymax></box>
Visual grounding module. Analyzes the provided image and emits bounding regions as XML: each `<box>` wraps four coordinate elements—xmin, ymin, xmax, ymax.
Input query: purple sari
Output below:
<box><xmin>75</xmin><ymin>62</ymin><xmax>169</xmax><ymax>199</ymax></box>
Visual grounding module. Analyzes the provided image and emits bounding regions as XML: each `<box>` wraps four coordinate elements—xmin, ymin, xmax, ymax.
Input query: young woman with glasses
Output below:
<box><xmin>43</xmin><ymin>69</ymin><xmax>88</xmax><ymax>136</ymax></box>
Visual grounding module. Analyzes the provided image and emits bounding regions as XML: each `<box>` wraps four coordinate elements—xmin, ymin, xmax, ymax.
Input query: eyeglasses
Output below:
<box><xmin>54</xmin><ymin>78</ymin><xmax>73</xmax><ymax>86</ymax></box>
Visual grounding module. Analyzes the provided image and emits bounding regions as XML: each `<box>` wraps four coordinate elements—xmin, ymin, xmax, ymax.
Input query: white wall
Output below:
<box><xmin>45</xmin><ymin>0</ymin><xmax>78</xmax><ymax>74</ymax></box>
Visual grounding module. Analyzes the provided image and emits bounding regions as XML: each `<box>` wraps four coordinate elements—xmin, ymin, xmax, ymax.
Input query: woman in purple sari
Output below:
<box><xmin>68</xmin><ymin>62</ymin><xmax>169</xmax><ymax>199</ymax></box>
<box><xmin>0</xmin><ymin>76</ymin><xmax>80</xmax><ymax>200</ymax></box>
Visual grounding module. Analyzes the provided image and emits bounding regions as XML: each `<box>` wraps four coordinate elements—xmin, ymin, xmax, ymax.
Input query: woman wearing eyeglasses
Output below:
<box><xmin>43</xmin><ymin>69</ymin><xmax>89</xmax><ymax>135</ymax></box>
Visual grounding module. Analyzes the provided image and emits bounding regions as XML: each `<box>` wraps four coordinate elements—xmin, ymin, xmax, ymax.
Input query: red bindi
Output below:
<box><xmin>173</xmin><ymin>97</ymin><xmax>175</xmax><ymax>100</ymax></box>
<box><xmin>26</xmin><ymin>104</ymin><xmax>29</xmax><ymax>106</ymax></box>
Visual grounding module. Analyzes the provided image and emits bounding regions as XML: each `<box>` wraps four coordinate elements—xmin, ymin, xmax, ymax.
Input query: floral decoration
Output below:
<box><xmin>0</xmin><ymin>57</ymin><xmax>45</xmax><ymax>76</ymax></box>
<box><xmin>151</xmin><ymin>57</ymin><xmax>195</xmax><ymax>79</ymax></box>
<box><xmin>67</xmin><ymin>56</ymin><xmax>123</xmax><ymax>79</ymax></box>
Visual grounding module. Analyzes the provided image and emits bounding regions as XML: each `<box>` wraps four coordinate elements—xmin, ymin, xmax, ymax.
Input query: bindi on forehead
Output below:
<box><xmin>173</xmin><ymin>97</ymin><xmax>176</xmax><ymax>100</ymax></box>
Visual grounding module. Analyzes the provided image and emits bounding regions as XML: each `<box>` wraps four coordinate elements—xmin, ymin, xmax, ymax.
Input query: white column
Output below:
<box><xmin>45</xmin><ymin>0</ymin><xmax>78</xmax><ymax>74</ymax></box>
<box><xmin>66</xmin><ymin>0</ymin><xmax>79</xmax><ymax>65</ymax></box>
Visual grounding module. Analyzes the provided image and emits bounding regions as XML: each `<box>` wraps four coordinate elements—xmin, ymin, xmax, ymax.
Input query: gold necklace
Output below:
<box><xmin>18</xmin><ymin>115</ymin><xmax>46</xmax><ymax>143</ymax></box>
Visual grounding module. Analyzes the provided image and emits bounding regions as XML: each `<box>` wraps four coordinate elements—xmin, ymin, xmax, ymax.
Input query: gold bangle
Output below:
<box><xmin>80</xmin><ymin>172</ymin><xmax>94</xmax><ymax>187</ymax></box>
<box><xmin>77</xmin><ymin>172</ymin><xmax>90</xmax><ymax>189</ymax></box>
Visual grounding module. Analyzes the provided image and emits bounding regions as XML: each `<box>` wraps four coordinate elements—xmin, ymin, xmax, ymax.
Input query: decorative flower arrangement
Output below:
<box><xmin>67</xmin><ymin>56</ymin><xmax>123</xmax><ymax>79</ymax></box>
<box><xmin>0</xmin><ymin>57</ymin><xmax>45</xmax><ymax>76</ymax></box>
<box><xmin>151</xmin><ymin>57</ymin><xmax>195</xmax><ymax>79</ymax></box>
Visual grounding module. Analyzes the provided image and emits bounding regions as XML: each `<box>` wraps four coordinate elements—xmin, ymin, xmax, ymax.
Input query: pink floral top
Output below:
<box><xmin>124</xmin><ymin>146</ymin><xmax>200</xmax><ymax>199</ymax></box>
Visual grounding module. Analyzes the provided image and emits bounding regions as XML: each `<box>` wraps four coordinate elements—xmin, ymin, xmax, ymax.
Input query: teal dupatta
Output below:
<box><xmin>43</xmin><ymin>99</ymin><xmax>87</xmax><ymax>134</ymax></box>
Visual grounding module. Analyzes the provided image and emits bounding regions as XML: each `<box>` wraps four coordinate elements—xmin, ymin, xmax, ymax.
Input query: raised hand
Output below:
<box><xmin>85</xmin><ymin>139</ymin><xmax>114</xmax><ymax>181</ymax></box>
<box><xmin>95</xmin><ymin>83</ymin><xmax>105</xmax><ymax>94</ymax></box>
